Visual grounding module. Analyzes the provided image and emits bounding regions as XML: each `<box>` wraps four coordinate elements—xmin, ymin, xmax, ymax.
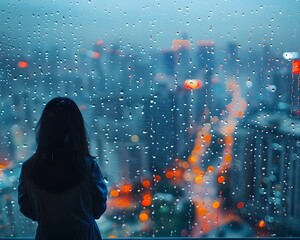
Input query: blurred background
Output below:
<box><xmin>0</xmin><ymin>0</ymin><xmax>299</xmax><ymax>238</ymax></box>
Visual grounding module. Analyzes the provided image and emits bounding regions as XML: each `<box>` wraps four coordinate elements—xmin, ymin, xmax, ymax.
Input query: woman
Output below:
<box><xmin>18</xmin><ymin>97</ymin><xmax>108</xmax><ymax>240</ymax></box>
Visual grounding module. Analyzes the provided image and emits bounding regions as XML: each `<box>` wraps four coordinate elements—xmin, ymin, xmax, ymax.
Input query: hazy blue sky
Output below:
<box><xmin>1</xmin><ymin>0</ymin><xmax>299</xmax><ymax>53</ymax></box>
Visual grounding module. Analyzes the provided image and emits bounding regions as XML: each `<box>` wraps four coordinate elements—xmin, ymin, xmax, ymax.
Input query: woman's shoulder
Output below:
<box><xmin>84</xmin><ymin>156</ymin><xmax>99</xmax><ymax>169</ymax></box>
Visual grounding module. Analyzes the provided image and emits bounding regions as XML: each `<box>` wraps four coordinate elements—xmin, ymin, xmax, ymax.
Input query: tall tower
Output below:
<box><xmin>145</xmin><ymin>83</ymin><xmax>176</xmax><ymax>174</ymax></box>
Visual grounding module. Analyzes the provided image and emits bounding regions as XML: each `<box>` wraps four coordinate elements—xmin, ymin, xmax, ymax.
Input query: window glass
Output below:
<box><xmin>0</xmin><ymin>0</ymin><xmax>299</xmax><ymax>238</ymax></box>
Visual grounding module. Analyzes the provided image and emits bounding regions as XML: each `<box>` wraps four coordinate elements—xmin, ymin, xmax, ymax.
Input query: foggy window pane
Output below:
<box><xmin>0</xmin><ymin>0</ymin><xmax>299</xmax><ymax>238</ymax></box>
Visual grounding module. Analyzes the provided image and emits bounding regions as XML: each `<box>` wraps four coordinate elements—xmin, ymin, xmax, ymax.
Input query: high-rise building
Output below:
<box><xmin>144</xmin><ymin>83</ymin><xmax>177</xmax><ymax>174</ymax></box>
<box><xmin>230</xmin><ymin>111</ymin><xmax>300</xmax><ymax>235</ymax></box>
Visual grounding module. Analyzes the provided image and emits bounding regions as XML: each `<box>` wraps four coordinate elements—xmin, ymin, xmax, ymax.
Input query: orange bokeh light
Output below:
<box><xmin>181</xmin><ymin>161</ymin><xmax>189</xmax><ymax>169</ymax></box>
<box><xmin>212</xmin><ymin>201</ymin><xmax>220</xmax><ymax>209</ymax></box>
<box><xmin>141</xmin><ymin>199</ymin><xmax>151</xmax><ymax>207</ymax></box>
<box><xmin>154</xmin><ymin>175</ymin><xmax>161</xmax><ymax>182</ymax></box>
<box><xmin>142</xmin><ymin>180</ymin><xmax>151</xmax><ymax>188</ymax></box>
<box><xmin>172</xmin><ymin>39</ymin><xmax>191</xmax><ymax>51</ymax></box>
<box><xmin>237</xmin><ymin>202</ymin><xmax>244</xmax><ymax>209</ymax></box>
<box><xmin>204</xmin><ymin>133</ymin><xmax>211</xmax><ymax>142</ymax></box>
<box><xmin>198</xmin><ymin>207</ymin><xmax>208</xmax><ymax>216</ymax></box>
<box><xmin>224</xmin><ymin>154</ymin><xmax>232</xmax><ymax>163</ymax></box>
<box><xmin>258</xmin><ymin>220</ymin><xmax>266</xmax><ymax>228</ymax></box>
<box><xmin>18</xmin><ymin>61</ymin><xmax>29</xmax><ymax>68</ymax></box>
<box><xmin>194</xmin><ymin>144</ymin><xmax>202</xmax><ymax>151</ymax></box>
<box><xmin>292</xmin><ymin>60</ymin><xmax>300</xmax><ymax>74</ymax></box>
<box><xmin>143</xmin><ymin>193</ymin><xmax>152</xmax><ymax>200</ymax></box>
<box><xmin>109</xmin><ymin>197</ymin><xmax>131</xmax><ymax>208</ymax></box>
<box><xmin>165</xmin><ymin>170</ymin><xmax>174</xmax><ymax>179</ymax></box>
<box><xmin>110</xmin><ymin>189</ymin><xmax>119</xmax><ymax>197</ymax></box>
<box><xmin>108</xmin><ymin>235</ymin><xmax>117</xmax><ymax>238</ymax></box>
<box><xmin>236</xmin><ymin>111</ymin><xmax>244</xmax><ymax>118</ymax></box>
<box><xmin>92</xmin><ymin>51</ymin><xmax>100</xmax><ymax>59</ymax></box>
<box><xmin>207</xmin><ymin>166</ymin><xmax>214</xmax><ymax>172</ymax></box>
<box><xmin>218</xmin><ymin>176</ymin><xmax>225</xmax><ymax>184</ymax></box>
<box><xmin>194</xmin><ymin>175</ymin><xmax>203</xmax><ymax>184</ymax></box>
<box><xmin>188</xmin><ymin>155</ymin><xmax>198</xmax><ymax>164</ymax></box>
<box><xmin>121</xmin><ymin>184</ymin><xmax>132</xmax><ymax>193</ymax></box>
<box><xmin>224</xmin><ymin>135</ymin><xmax>234</xmax><ymax>145</ymax></box>
<box><xmin>184</xmin><ymin>79</ymin><xmax>203</xmax><ymax>90</ymax></box>
<box><xmin>139</xmin><ymin>212</ymin><xmax>149</xmax><ymax>221</ymax></box>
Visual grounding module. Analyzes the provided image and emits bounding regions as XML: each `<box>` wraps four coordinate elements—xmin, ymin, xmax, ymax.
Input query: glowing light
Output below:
<box><xmin>203</xmin><ymin>133</ymin><xmax>212</xmax><ymax>143</ymax></box>
<box><xmin>110</xmin><ymin>189</ymin><xmax>119</xmax><ymax>197</ymax></box>
<box><xmin>121</xmin><ymin>184</ymin><xmax>132</xmax><ymax>193</ymax></box>
<box><xmin>237</xmin><ymin>202</ymin><xmax>244</xmax><ymax>209</ymax></box>
<box><xmin>194</xmin><ymin>144</ymin><xmax>202</xmax><ymax>151</ymax></box>
<box><xmin>194</xmin><ymin>175</ymin><xmax>203</xmax><ymax>184</ymax></box>
<box><xmin>139</xmin><ymin>212</ymin><xmax>149</xmax><ymax>221</ymax></box>
<box><xmin>184</xmin><ymin>79</ymin><xmax>203</xmax><ymax>90</ymax></box>
<box><xmin>224</xmin><ymin>154</ymin><xmax>232</xmax><ymax>163</ymax></box>
<box><xmin>173</xmin><ymin>169</ymin><xmax>182</xmax><ymax>179</ymax></box>
<box><xmin>192</xmin><ymin>166</ymin><xmax>201</xmax><ymax>174</ymax></box>
<box><xmin>165</xmin><ymin>170</ymin><xmax>174</xmax><ymax>179</ymax></box>
<box><xmin>188</xmin><ymin>155</ymin><xmax>198</xmax><ymax>164</ymax></box>
<box><xmin>143</xmin><ymin>193</ymin><xmax>152</xmax><ymax>200</ymax></box>
<box><xmin>198</xmin><ymin>207</ymin><xmax>208</xmax><ymax>216</ymax></box>
<box><xmin>141</xmin><ymin>199</ymin><xmax>151</xmax><ymax>207</ymax></box>
<box><xmin>131</xmin><ymin>135</ymin><xmax>139</xmax><ymax>142</ymax></box>
<box><xmin>236</xmin><ymin>111</ymin><xmax>243</xmax><ymax>118</ymax></box>
<box><xmin>218</xmin><ymin>176</ymin><xmax>225</xmax><ymax>184</ymax></box>
<box><xmin>109</xmin><ymin>197</ymin><xmax>131</xmax><ymax>208</ymax></box>
<box><xmin>87</xmin><ymin>50</ymin><xmax>100</xmax><ymax>59</ymax></box>
<box><xmin>207</xmin><ymin>166</ymin><xmax>214</xmax><ymax>172</ymax></box>
<box><xmin>181</xmin><ymin>161</ymin><xmax>189</xmax><ymax>169</ymax></box>
<box><xmin>172</xmin><ymin>39</ymin><xmax>191</xmax><ymax>51</ymax></box>
<box><xmin>197</xmin><ymin>40</ymin><xmax>214</xmax><ymax>46</ymax></box>
<box><xmin>142</xmin><ymin>180</ymin><xmax>151</xmax><ymax>188</ymax></box>
<box><xmin>18</xmin><ymin>61</ymin><xmax>28</xmax><ymax>68</ymax></box>
<box><xmin>108</xmin><ymin>235</ymin><xmax>116</xmax><ymax>238</ymax></box>
<box><xmin>258</xmin><ymin>220</ymin><xmax>266</xmax><ymax>228</ymax></box>
<box><xmin>224</xmin><ymin>135</ymin><xmax>234</xmax><ymax>145</ymax></box>
<box><xmin>212</xmin><ymin>201</ymin><xmax>220</xmax><ymax>209</ymax></box>
<box><xmin>154</xmin><ymin>175</ymin><xmax>161</xmax><ymax>182</ymax></box>
<box><xmin>292</xmin><ymin>60</ymin><xmax>300</xmax><ymax>74</ymax></box>
<box><xmin>283</xmin><ymin>52</ymin><xmax>299</xmax><ymax>60</ymax></box>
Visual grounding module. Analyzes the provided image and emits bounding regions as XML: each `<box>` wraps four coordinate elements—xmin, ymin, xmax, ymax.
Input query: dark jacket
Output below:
<box><xmin>18</xmin><ymin>156</ymin><xmax>108</xmax><ymax>240</ymax></box>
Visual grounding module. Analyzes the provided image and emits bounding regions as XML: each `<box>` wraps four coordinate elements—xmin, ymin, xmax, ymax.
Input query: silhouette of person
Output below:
<box><xmin>18</xmin><ymin>97</ymin><xmax>108</xmax><ymax>240</ymax></box>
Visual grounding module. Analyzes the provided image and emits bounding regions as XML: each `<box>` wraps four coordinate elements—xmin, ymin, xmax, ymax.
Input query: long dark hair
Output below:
<box><xmin>31</xmin><ymin>97</ymin><xmax>92</xmax><ymax>194</ymax></box>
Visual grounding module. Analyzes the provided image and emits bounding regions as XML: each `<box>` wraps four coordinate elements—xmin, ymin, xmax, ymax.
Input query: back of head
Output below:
<box><xmin>31</xmin><ymin>97</ymin><xmax>91</xmax><ymax>194</ymax></box>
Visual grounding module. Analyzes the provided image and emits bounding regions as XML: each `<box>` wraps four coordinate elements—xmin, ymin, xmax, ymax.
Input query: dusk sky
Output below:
<box><xmin>1</xmin><ymin>0</ymin><xmax>299</xmax><ymax>54</ymax></box>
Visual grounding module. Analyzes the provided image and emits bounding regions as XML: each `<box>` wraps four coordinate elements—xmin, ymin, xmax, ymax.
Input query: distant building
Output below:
<box><xmin>144</xmin><ymin>83</ymin><xmax>176</xmax><ymax>174</ymax></box>
<box><xmin>230</xmin><ymin>111</ymin><xmax>300</xmax><ymax>236</ymax></box>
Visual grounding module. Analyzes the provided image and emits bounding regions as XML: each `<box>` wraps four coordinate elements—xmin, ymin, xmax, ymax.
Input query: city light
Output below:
<box><xmin>292</xmin><ymin>60</ymin><xmax>300</xmax><ymax>74</ymax></box>
<box><xmin>87</xmin><ymin>50</ymin><xmax>100</xmax><ymax>59</ymax></box>
<box><xmin>172</xmin><ymin>39</ymin><xmax>191</xmax><ymax>51</ymax></box>
<box><xmin>184</xmin><ymin>79</ymin><xmax>203</xmax><ymax>90</ymax></box>
<box><xmin>283</xmin><ymin>52</ymin><xmax>299</xmax><ymax>60</ymax></box>
<box><xmin>197</xmin><ymin>40</ymin><xmax>214</xmax><ymax>46</ymax></box>
<box><xmin>212</xmin><ymin>201</ymin><xmax>220</xmax><ymax>209</ymax></box>
<box><xmin>110</xmin><ymin>189</ymin><xmax>119</xmax><ymax>197</ymax></box>
<box><xmin>139</xmin><ymin>212</ymin><xmax>149</xmax><ymax>222</ymax></box>
<box><xmin>18</xmin><ymin>61</ymin><xmax>28</xmax><ymax>68</ymax></box>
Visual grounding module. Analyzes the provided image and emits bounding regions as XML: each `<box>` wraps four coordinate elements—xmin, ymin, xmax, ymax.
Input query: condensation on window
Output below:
<box><xmin>0</xmin><ymin>0</ymin><xmax>299</xmax><ymax>238</ymax></box>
